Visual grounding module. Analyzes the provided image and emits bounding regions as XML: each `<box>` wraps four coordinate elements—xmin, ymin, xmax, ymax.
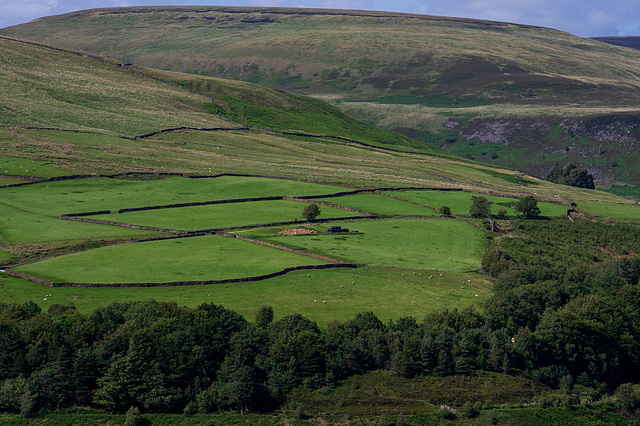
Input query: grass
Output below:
<box><xmin>13</xmin><ymin>234</ymin><xmax>329</xmax><ymax>284</ymax></box>
<box><xmin>0</xmin><ymin>175</ymin><xmax>350</xmax><ymax>245</ymax></box>
<box><xmin>320</xmin><ymin>192</ymin><xmax>439</xmax><ymax>216</ymax></box>
<box><xmin>0</xmin><ymin>202</ymin><xmax>156</xmax><ymax>244</ymax></box>
<box><xmin>1</xmin><ymin>175</ymin><xmax>350</xmax><ymax>215</ymax></box>
<box><xmin>0</xmin><ymin>402</ymin><xmax>627</xmax><ymax>424</ymax></box>
<box><xmin>6</xmin><ymin>7</ymin><xmax>640</xmax><ymax>186</ymax></box>
<box><xmin>387</xmin><ymin>190</ymin><xmax>570</xmax><ymax>217</ymax></box>
<box><xmin>148</xmin><ymin>68</ymin><xmax>422</xmax><ymax>150</ymax></box>
<box><xmin>9</xmin><ymin>7</ymin><xmax>640</xmax><ymax>100</ymax></box>
<box><xmin>0</xmin><ymin>37</ymin><xmax>234</xmax><ymax>138</ymax></box>
<box><xmin>255</xmin><ymin>218</ymin><xmax>485</xmax><ymax>271</ymax></box>
<box><xmin>0</xmin><ymin>250</ymin><xmax>15</xmax><ymax>262</ymax></box>
<box><xmin>0</xmin><ymin>267</ymin><xmax>491</xmax><ymax>327</ymax></box>
<box><xmin>89</xmin><ymin>199</ymin><xmax>363</xmax><ymax>231</ymax></box>
<box><xmin>578</xmin><ymin>200</ymin><xmax>640</xmax><ymax>223</ymax></box>
<box><xmin>603</xmin><ymin>184</ymin><xmax>640</xmax><ymax>201</ymax></box>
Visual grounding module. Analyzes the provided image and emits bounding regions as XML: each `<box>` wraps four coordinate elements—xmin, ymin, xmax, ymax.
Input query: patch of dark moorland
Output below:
<box><xmin>360</xmin><ymin>94</ymin><xmax>492</xmax><ymax>108</ymax></box>
<box><xmin>288</xmin><ymin>370</ymin><xmax>550</xmax><ymax>415</ymax></box>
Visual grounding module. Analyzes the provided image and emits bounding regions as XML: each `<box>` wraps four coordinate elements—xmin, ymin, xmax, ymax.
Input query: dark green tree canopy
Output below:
<box><xmin>255</xmin><ymin>305</ymin><xmax>274</xmax><ymax>329</ymax></box>
<box><xmin>470</xmin><ymin>196</ymin><xmax>492</xmax><ymax>218</ymax></box>
<box><xmin>514</xmin><ymin>195</ymin><xmax>541</xmax><ymax>218</ymax></box>
<box><xmin>302</xmin><ymin>204</ymin><xmax>321</xmax><ymax>221</ymax></box>
<box><xmin>547</xmin><ymin>163</ymin><xmax>595</xmax><ymax>189</ymax></box>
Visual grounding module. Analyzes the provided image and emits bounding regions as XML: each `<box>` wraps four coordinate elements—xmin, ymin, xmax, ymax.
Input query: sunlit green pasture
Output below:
<box><xmin>90</xmin><ymin>200</ymin><xmax>363</xmax><ymax>231</ymax></box>
<box><xmin>13</xmin><ymin>234</ymin><xmax>328</xmax><ymax>284</ymax></box>
<box><xmin>0</xmin><ymin>151</ymin><xmax>68</xmax><ymax>178</ymax></box>
<box><xmin>257</xmin><ymin>218</ymin><xmax>484</xmax><ymax>271</ymax></box>
<box><xmin>0</xmin><ymin>203</ymin><xmax>155</xmax><ymax>244</ymax></box>
<box><xmin>321</xmin><ymin>192</ymin><xmax>438</xmax><ymax>216</ymax></box>
<box><xmin>579</xmin><ymin>200</ymin><xmax>640</xmax><ymax>223</ymax></box>
<box><xmin>0</xmin><ymin>175</ymin><xmax>350</xmax><ymax>244</ymax></box>
<box><xmin>388</xmin><ymin>190</ymin><xmax>570</xmax><ymax>217</ymax></box>
<box><xmin>0</xmin><ymin>267</ymin><xmax>491</xmax><ymax>327</ymax></box>
<box><xmin>1</xmin><ymin>175</ymin><xmax>349</xmax><ymax>216</ymax></box>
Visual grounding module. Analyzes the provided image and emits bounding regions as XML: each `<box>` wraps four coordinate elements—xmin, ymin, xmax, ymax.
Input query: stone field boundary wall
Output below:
<box><xmin>3</xmin><ymin>173</ymin><xmax>466</xmax><ymax>287</ymax></box>
<box><xmin>3</xmin><ymin>263</ymin><xmax>355</xmax><ymax>288</ymax></box>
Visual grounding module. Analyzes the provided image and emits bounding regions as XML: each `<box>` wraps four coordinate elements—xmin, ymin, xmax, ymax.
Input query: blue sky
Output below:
<box><xmin>1</xmin><ymin>0</ymin><xmax>639</xmax><ymax>37</ymax></box>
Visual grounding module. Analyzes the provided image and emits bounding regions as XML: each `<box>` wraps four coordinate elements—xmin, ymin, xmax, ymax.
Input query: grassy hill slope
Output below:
<box><xmin>0</xmin><ymin>36</ymin><xmax>547</xmax><ymax>192</ymax></box>
<box><xmin>0</xmin><ymin>37</ymin><xmax>235</xmax><ymax>137</ymax></box>
<box><xmin>3</xmin><ymin>6</ymin><xmax>640</xmax><ymax>186</ymax></box>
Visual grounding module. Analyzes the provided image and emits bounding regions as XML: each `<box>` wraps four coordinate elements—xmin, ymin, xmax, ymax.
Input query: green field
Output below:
<box><xmin>0</xmin><ymin>175</ymin><xmax>350</xmax><ymax>244</ymax></box>
<box><xmin>0</xmin><ymin>37</ymin><xmax>235</xmax><ymax>138</ymax></box>
<box><xmin>1</xmin><ymin>175</ymin><xmax>350</xmax><ymax>214</ymax></box>
<box><xmin>89</xmin><ymin>199</ymin><xmax>364</xmax><ymax>231</ymax></box>
<box><xmin>579</xmin><ymin>200</ymin><xmax>640</xmax><ymax>223</ymax></box>
<box><xmin>0</xmin><ymin>267</ymin><xmax>490</xmax><ymax>327</ymax></box>
<box><xmin>2</xmin><ymin>11</ymin><xmax>640</xmax><ymax>422</ymax></box>
<box><xmin>389</xmin><ymin>190</ymin><xmax>571</xmax><ymax>217</ymax></box>
<box><xmin>13</xmin><ymin>234</ymin><xmax>329</xmax><ymax>284</ymax></box>
<box><xmin>321</xmin><ymin>192</ymin><xmax>439</xmax><ymax>216</ymax></box>
<box><xmin>0</xmin><ymin>207</ymin><xmax>155</xmax><ymax>245</ymax></box>
<box><xmin>258</xmin><ymin>218</ymin><xmax>484</xmax><ymax>271</ymax></box>
<box><xmin>0</xmin><ymin>33</ymin><xmax>637</xmax><ymax>330</ymax></box>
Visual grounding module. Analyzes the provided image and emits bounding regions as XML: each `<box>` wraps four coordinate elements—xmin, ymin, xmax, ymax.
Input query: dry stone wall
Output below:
<box><xmin>4</xmin><ymin>263</ymin><xmax>354</xmax><ymax>288</ymax></box>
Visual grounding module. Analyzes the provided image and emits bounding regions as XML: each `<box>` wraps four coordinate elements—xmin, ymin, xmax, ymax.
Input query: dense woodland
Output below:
<box><xmin>546</xmin><ymin>163</ymin><xmax>596</xmax><ymax>189</ymax></box>
<box><xmin>1</xmin><ymin>219</ymin><xmax>640</xmax><ymax>417</ymax></box>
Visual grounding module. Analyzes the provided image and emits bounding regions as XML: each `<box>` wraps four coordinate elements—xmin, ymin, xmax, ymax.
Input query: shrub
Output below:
<box><xmin>470</xmin><ymin>196</ymin><xmax>492</xmax><ymax>218</ymax></box>
<box><xmin>514</xmin><ymin>195</ymin><xmax>540</xmax><ymax>218</ymax></box>
<box><xmin>124</xmin><ymin>406</ymin><xmax>142</xmax><ymax>426</ymax></box>
<box><xmin>460</xmin><ymin>400</ymin><xmax>479</xmax><ymax>418</ymax></box>
<box><xmin>302</xmin><ymin>204</ymin><xmax>321</xmax><ymax>221</ymax></box>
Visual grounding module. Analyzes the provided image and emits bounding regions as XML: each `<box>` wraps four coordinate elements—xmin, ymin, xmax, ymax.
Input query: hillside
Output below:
<box><xmin>1</xmin><ymin>21</ymin><xmax>640</xmax><ymax>424</ymax></box>
<box><xmin>3</xmin><ymin>6</ymin><xmax>640</xmax><ymax>187</ymax></box>
<box><xmin>594</xmin><ymin>36</ymin><xmax>640</xmax><ymax>51</ymax></box>
<box><xmin>0</xmin><ymin>34</ymin><xmax>608</xmax><ymax>199</ymax></box>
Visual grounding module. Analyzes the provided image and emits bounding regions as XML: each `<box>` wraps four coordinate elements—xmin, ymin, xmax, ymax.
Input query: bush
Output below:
<box><xmin>514</xmin><ymin>195</ymin><xmax>540</xmax><ymax>218</ymax></box>
<box><xmin>124</xmin><ymin>406</ymin><xmax>142</xmax><ymax>426</ymax></box>
<box><xmin>616</xmin><ymin>383</ymin><xmax>640</xmax><ymax>410</ymax></box>
<box><xmin>470</xmin><ymin>196</ymin><xmax>492</xmax><ymax>218</ymax></box>
<box><xmin>440</xmin><ymin>205</ymin><xmax>452</xmax><ymax>217</ymax></box>
<box><xmin>438</xmin><ymin>407</ymin><xmax>457</xmax><ymax>420</ymax></box>
<box><xmin>302</xmin><ymin>204</ymin><xmax>321</xmax><ymax>221</ymax></box>
<box><xmin>460</xmin><ymin>400</ymin><xmax>479</xmax><ymax>418</ymax></box>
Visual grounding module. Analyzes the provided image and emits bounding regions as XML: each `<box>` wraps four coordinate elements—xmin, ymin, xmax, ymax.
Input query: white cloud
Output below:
<box><xmin>0</xmin><ymin>0</ymin><xmax>59</xmax><ymax>28</ymax></box>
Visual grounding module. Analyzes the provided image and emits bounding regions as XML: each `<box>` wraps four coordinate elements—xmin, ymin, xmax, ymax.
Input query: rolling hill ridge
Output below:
<box><xmin>3</xmin><ymin>6</ymin><xmax>640</xmax><ymax>187</ymax></box>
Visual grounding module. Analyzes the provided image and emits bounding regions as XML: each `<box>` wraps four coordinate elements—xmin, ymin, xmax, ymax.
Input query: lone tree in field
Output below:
<box><xmin>440</xmin><ymin>205</ymin><xmax>452</xmax><ymax>217</ymax></box>
<box><xmin>470</xmin><ymin>196</ymin><xmax>492</xmax><ymax>218</ymax></box>
<box><xmin>302</xmin><ymin>204</ymin><xmax>321</xmax><ymax>222</ymax></box>
<box><xmin>514</xmin><ymin>195</ymin><xmax>541</xmax><ymax>218</ymax></box>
